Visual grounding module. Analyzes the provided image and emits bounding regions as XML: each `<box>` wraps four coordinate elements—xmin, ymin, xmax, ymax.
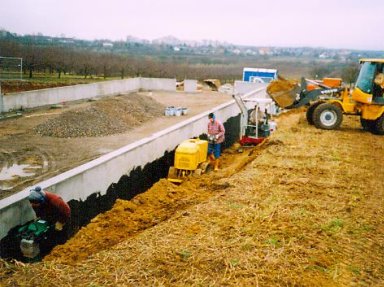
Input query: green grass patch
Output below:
<box><xmin>265</xmin><ymin>236</ymin><xmax>281</xmax><ymax>247</ymax></box>
<box><xmin>177</xmin><ymin>249</ymin><xmax>192</xmax><ymax>261</ymax></box>
<box><xmin>322</xmin><ymin>218</ymin><xmax>344</xmax><ymax>233</ymax></box>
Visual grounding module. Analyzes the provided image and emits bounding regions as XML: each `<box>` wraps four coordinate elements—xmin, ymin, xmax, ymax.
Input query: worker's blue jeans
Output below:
<box><xmin>208</xmin><ymin>143</ymin><xmax>221</xmax><ymax>158</ymax></box>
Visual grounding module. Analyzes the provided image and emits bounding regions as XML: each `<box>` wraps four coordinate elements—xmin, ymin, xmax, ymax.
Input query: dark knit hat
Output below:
<box><xmin>28</xmin><ymin>186</ymin><xmax>46</xmax><ymax>203</ymax></box>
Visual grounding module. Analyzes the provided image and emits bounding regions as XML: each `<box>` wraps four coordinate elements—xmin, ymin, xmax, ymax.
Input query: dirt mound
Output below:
<box><xmin>1</xmin><ymin>81</ymin><xmax>74</xmax><ymax>94</ymax></box>
<box><xmin>34</xmin><ymin>94</ymin><xmax>165</xmax><ymax>137</ymax></box>
<box><xmin>44</xmin><ymin>140</ymin><xmax>270</xmax><ymax>264</ymax></box>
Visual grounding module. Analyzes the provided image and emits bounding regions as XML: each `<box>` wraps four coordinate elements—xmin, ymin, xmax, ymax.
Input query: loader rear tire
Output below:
<box><xmin>313</xmin><ymin>103</ymin><xmax>343</xmax><ymax>130</ymax></box>
<box><xmin>360</xmin><ymin>117</ymin><xmax>376</xmax><ymax>132</ymax></box>
<box><xmin>306</xmin><ymin>102</ymin><xmax>323</xmax><ymax>125</ymax></box>
<box><xmin>373</xmin><ymin>115</ymin><xmax>384</xmax><ymax>135</ymax></box>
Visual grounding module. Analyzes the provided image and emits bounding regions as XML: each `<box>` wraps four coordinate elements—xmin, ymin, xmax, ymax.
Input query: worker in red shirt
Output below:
<box><xmin>27</xmin><ymin>186</ymin><xmax>71</xmax><ymax>255</ymax></box>
<box><xmin>207</xmin><ymin>112</ymin><xmax>225</xmax><ymax>171</ymax></box>
<box><xmin>28</xmin><ymin>186</ymin><xmax>71</xmax><ymax>231</ymax></box>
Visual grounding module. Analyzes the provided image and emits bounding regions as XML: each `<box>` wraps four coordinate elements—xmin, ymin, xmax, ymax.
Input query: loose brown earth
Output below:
<box><xmin>0</xmin><ymin>81</ymin><xmax>85</xmax><ymax>94</ymax></box>
<box><xmin>0</xmin><ymin>90</ymin><xmax>232</xmax><ymax>198</ymax></box>
<box><xmin>1</xmin><ymin>108</ymin><xmax>383</xmax><ymax>286</ymax></box>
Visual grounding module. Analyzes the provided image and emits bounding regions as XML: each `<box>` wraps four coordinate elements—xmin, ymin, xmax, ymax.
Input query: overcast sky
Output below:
<box><xmin>1</xmin><ymin>0</ymin><xmax>383</xmax><ymax>51</ymax></box>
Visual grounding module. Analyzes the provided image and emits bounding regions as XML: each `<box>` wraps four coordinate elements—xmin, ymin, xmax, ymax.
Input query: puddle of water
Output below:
<box><xmin>0</xmin><ymin>183</ymin><xmax>14</xmax><ymax>191</ymax></box>
<box><xmin>0</xmin><ymin>163</ymin><xmax>39</xmax><ymax>180</ymax></box>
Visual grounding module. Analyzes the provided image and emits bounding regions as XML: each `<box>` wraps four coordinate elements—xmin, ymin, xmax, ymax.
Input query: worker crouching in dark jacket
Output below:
<box><xmin>28</xmin><ymin>186</ymin><xmax>71</xmax><ymax>254</ymax></box>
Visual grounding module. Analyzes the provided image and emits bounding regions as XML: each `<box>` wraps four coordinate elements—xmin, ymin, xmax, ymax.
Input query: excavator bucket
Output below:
<box><xmin>267</xmin><ymin>78</ymin><xmax>299</xmax><ymax>108</ymax></box>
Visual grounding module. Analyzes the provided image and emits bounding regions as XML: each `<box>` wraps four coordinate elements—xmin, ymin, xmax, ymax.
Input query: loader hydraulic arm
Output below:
<box><xmin>268</xmin><ymin>77</ymin><xmax>344</xmax><ymax>109</ymax></box>
<box><xmin>288</xmin><ymin>87</ymin><xmax>344</xmax><ymax>109</ymax></box>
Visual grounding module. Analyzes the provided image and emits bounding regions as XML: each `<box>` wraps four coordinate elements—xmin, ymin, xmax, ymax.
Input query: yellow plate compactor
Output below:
<box><xmin>167</xmin><ymin>138</ymin><xmax>210</xmax><ymax>183</ymax></box>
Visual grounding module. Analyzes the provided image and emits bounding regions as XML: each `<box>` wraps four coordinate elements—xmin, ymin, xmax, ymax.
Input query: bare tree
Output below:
<box><xmin>342</xmin><ymin>62</ymin><xmax>359</xmax><ymax>87</ymax></box>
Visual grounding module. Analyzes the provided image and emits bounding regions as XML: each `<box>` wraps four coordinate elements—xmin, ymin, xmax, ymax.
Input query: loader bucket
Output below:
<box><xmin>267</xmin><ymin>79</ymin><xmax>299</xmax><ymax>108</ymax></box>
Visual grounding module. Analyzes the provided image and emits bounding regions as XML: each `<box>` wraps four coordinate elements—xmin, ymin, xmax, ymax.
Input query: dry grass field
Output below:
<box><xmin>1</xmin><ymin>109</ymin><xmax>383</xmax><ymax>286</ymax></box>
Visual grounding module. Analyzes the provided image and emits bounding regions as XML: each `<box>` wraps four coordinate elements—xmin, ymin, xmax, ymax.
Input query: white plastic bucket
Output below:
<box><xmin>165</xmin><ymin>106</ymin><xmax>176</xmax><ymax>116</ymax></box>
<box><xmin>175</xmin><ymin>108</ymin><xmax>182</xmax><ymax>116</ymax></box>
<box><xmin>269</xmin><ymin>121</ymin><xmax>277</xmax><ymax>132</ymax></box>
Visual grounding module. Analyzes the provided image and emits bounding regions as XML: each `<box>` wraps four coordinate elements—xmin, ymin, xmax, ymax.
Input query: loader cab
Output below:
<box><xmin>353</xmin><ymin>59</ymin><xmax>384</xmax><ymax>104</ymax></box>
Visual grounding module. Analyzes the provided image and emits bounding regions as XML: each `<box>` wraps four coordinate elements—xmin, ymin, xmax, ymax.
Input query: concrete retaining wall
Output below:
<box><xmin>184</xmin><ymin>80</ymin><xmax>198</xmax><ymax>92</ymax></box>
<box><xmin>140</xmin><ymin>78</ymin><xmax>176</xmax><ymax>91</ymax></box>
<box><xmin>235</xmin><ymin>80</ymin><xmax>278</xmax><ymax>115</ymax></box>
<box><xmin>0</xmin><ymin>94</ymin><xmax>3</xmax><ymax>114</ymax></box>
<box><xmin>1</xmin><ymin>77</ymin><xmax>176</xmax><ymax>112</ymax></box>
<box><xmin>0</xmin><ymin>86</ymin><xmax>265</xmax><ymax>242</ymax></box>
<box><xmin>234</xmin><ymin>81</ymin><xmax>268</xmax><ymax>96</ymax></box>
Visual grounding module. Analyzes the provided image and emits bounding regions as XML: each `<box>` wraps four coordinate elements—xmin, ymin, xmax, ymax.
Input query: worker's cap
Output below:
<box><xmin>28</xmin><ymin>186</ymin><xmax>46</xmax><ymax>203</ymax></box>
<box><xmin>208</xmin><ymin>113</ymin><xmax>215</xmax><ymax>119</ymax></box>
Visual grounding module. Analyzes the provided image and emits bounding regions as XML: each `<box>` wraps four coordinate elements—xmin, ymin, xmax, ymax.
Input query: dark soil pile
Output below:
<box><xmin>1</xmin><ymin>81</ymin><xmax>74</xmax><ymax>94</ymax></box>
<box><xmin>34</xmin><ymin>94</ymin><xmax>165</xmax><ymax>137</ymax></box>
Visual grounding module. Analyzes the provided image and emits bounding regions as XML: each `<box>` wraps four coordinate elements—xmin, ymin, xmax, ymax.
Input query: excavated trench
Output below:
<box><xmin>0</xmin><ymin>115</ymin><xmax>241</xmax><ymax>261</ymax></box>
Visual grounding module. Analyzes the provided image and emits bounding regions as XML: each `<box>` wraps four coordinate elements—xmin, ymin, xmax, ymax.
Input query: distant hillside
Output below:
<box><xmin>0</xmin><ymin>29</ymin><xmax>383</xmax><ymax>81</ymax></box>
<box><xmin>1</xmin><ymin>29</ymin><xmax>382</xmax><ymax>59</ymax></box>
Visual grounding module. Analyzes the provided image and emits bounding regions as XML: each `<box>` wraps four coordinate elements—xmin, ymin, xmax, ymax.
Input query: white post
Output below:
<box><xmin>0</xmin><ymin>81</ymin><xmax>3</xmax><ymax>113</ymax></box>
<box><xmin>20</xmin><ymin>58</ymin><xmax>23</xmax><ymax>80</ymax></box>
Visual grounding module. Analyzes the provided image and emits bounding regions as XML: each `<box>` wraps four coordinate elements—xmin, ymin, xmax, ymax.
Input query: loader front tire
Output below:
<box><xmin>306</xmin><ymin>101</ymin><xmax>323</xmax><ymax>125</ymax></box>
<box><xmin>313</xmin><ymin>103</ymin><xmax>343</xmax><ymax>130</ymax></box>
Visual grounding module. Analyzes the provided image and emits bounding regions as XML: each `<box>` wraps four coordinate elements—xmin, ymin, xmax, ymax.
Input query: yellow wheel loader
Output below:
<box><xmin>267</xmin><ymin>59</ymin><xmax>384</xmax><ymax>134</ymax></box>
<box><xmin>167</xmin><ymin>138</ymin><xmax>210</xmax><ymax>183</ymax></box>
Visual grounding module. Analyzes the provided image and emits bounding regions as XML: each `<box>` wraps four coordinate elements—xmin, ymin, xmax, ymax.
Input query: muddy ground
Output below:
<box><xmin>1</xmin><ymin>109</ymin><xmax>383</xmax><ymax>286</ymax></box>
<box><xmin>0</xmin><ymin>90</ymin><xmax>232</xmax><ymax>199</ymax></box>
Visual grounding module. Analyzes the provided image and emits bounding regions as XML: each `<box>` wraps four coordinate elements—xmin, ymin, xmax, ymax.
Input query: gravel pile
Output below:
<box><xmin>34</xmin><ymin>94</ymin><xmax>165</xmax><ymax>138</ymax></box>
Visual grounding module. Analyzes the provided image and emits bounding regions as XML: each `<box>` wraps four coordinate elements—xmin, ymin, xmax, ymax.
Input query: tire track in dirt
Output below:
<box><xmin>333</xmin><ymin>183</ymin><xmax>384</xmax><ymax>286</ymax></box>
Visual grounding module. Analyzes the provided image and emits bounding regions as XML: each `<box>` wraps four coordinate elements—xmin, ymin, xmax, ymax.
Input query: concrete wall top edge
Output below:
<box><xmin>0</xmin><ymin>190</ymin><xmax>29</xmax><ymax>210</ymax></box>
<box><xmin>1</xmin><ymin>77</ymin><xmax>174</xmax><ymax>113</ymax></box>
<box><xmin>5</xmin><ymin>78</ymin><xmax>142</xmax><ymax>96</ymax></box>
<box><xmin>0</xmin><ymin>88</ymin><xmax>265</xmax><ymax>211</ymax></box>
<box><xmin>0</xmin><ymin>97</ymin><xmax>237</xmax><ymax>211</ymax></box>
<box><xmin>1</xmin><ymin>82</ymin><xmax>259</xmax><ymax>242</ymax></box>
<box><xmin>242</xmin><ymin>87</ymin><xmax>267</xmax><ymax>98</ymax></box>
<box><xmin>140</xmin><ymin>77</ymin><xmax>176</xmax><ymax>81</ymax></box>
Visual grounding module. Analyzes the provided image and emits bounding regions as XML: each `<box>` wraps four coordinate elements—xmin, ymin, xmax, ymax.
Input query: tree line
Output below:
<box><xmin>0</xmin><ymin>38</ymin><xmax>244</xmax><ymax>81</ymax></box>
<box><xmin>0</xmin><ymin>34</ymin><xmax>360</xmax><ymax>83</ymax></box>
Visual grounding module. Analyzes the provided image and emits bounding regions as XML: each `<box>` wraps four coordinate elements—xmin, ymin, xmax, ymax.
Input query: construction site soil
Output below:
<box><xmin>0</xmin><ymin>81</ymin><xmax>86</xmax><ymax>94</ymax></box>
<box><xmin>1</xmin><ymin>108</ymin><xmax>383</xmax><ymax>286</ymax></box>
<box><xmin>0</xmin><ymin>90</ymin><xmax>232</xmax><ymax>198</ymax></box>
